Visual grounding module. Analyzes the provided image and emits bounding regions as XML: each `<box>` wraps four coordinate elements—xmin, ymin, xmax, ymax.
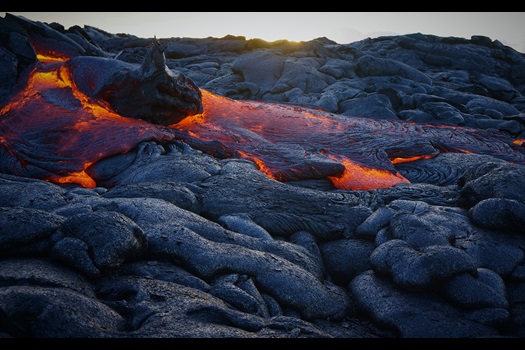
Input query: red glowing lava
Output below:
<box><xmin>0</xmin><ymin>54</ymin><xmax>177</xmax><ymax>188</ymax></box>
<box><xmin>1</xmin><ymin>44</ymin><xmax>525</xmax><ymax>191</ymax></box>
<box><xmin>169</xmin><ymin>89</ymin><xmax>525</xmax><ymax>190</ymax></box>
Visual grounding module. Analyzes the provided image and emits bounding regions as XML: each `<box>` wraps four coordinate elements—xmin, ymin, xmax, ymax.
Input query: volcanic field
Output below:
<box><xmin>1</xmin><ymin>13</ymin><xmax>525</xmax><ymax>338</ymax></box>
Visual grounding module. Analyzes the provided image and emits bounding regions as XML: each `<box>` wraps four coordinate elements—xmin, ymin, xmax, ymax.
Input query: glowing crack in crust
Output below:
<box><xmin>1</xmin><ymin>43</ymin><xmax>524</xmax><ymax>190</ymax></box>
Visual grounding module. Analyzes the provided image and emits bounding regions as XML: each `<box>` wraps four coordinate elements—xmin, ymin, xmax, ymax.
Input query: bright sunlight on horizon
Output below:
<box><xmin>3</xmin><ymin>12</ymin><xmax>525</xmax><ymax>53</ymax></box>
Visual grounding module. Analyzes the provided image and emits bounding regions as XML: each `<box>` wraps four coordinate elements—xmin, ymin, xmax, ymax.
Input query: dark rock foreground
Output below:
<box><xmin>1</xmin><ymin>13</ymin><xmax>525</xmax><ymax>338</ymax></box>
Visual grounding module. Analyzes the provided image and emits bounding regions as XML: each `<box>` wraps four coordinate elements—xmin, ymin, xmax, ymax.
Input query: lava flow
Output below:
<box><xmin>0</xmin><ymin>54</ymin><xmax>177</xmax><ymax>188</ymax></box>
<box><xmin>169</xmin><ymin>89</ymin><xmax>525</xmax><ymax>190</ymax></box>
<box><xmin>1</xmin><ymin>43</ymin><xmax>525</xmax><ymax>191</ymax></box>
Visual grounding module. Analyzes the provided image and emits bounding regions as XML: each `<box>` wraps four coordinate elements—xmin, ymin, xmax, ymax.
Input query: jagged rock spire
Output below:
<box><xmin>139</xmin><ymin>37</ymin><xmax>167</xmax><ymax>79</ymax></box>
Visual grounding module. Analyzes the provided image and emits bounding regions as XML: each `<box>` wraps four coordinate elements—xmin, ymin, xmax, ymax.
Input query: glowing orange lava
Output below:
<box><xmin>327</xmin><ymin>157</ymin><xmax>410</xmax><ymax>191</ymax></box>
<box><xmin>2</xmin><ymin>50</ymin><xmax>525</xmax><ymax>191</ymax></box>
<box><xmin>170</xmin><ymin>89</ymin><xmax>525</xmax><ymax>190</ymax></box>
<box><xmin>0</xmin><ymin>53</ymin><xmax>177</xmax><ymax>188</ymax></box>
<box><xmin>391</xmin><ymin>155</ymin><xmax>435</xmax><ymax>165</ymax></box>
<box><xmin>513</xmin><ymin>139</ymin><xmax>525</xmax><ymax>147</ymax></box>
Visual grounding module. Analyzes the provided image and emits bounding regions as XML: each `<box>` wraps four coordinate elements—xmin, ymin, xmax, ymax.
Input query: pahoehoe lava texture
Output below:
<box><xmin>1</xmin><ymin>13</ymin><xmax>525</xmax><ymax>338</ymax></box>
<box><xmin>1</xmin><ymin>14</ymin><xmax>525</xmax><ymax>191</ymax></box>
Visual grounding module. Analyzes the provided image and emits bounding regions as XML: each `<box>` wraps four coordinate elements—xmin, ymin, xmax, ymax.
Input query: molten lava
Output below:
<box><xmin>1</xmin><ymin>45</ymin><xmax>525</xmax><ymax>191</ymax></box>
<box><xmin>169</xmin><ymin>90</ymin><xmax>525</xmax><ymax>190</ymax></box>
<box><xmin>0</xmin><ymin>55</ymin><xmax>177</xmax><ymax>188</ymax></box>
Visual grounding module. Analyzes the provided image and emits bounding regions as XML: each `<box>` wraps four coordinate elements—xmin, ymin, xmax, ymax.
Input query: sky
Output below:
<box><xmin>3</xmin><ymin>12</ymin><xmax>525</xmax><ymax>54</ymax></box>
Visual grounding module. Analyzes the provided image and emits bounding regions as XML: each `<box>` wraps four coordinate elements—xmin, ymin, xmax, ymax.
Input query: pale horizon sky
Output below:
<box><xmin>3</xmin><ymin>12</ymin><xmax>525</xmax><ymax>54</ymax></box>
